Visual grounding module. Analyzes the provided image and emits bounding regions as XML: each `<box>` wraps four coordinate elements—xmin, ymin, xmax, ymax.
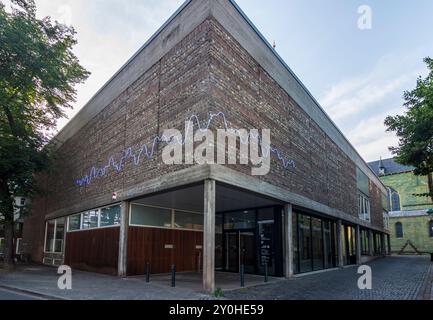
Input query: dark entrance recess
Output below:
<box><xmin>216</xmin><ymin>206</ymin><xmax>284</xmax><ymax>277</ymax></box>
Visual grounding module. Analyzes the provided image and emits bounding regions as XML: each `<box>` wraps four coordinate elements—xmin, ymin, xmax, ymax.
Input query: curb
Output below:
<box><xmin>0</xmin><ymin>285</ymin><xmax>68</xmax><ymax>300</ymax></box>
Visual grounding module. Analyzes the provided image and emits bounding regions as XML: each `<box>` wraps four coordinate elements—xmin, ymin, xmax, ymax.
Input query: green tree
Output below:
<box><xmin>0</xmin><ymin>0</ymin><xmax>89</xmax><ymax>267</ymax></box>
<box><xmin>385</xmin><ymin>57</ymin><xmax>433</xmax><ymax>203</ymax></box>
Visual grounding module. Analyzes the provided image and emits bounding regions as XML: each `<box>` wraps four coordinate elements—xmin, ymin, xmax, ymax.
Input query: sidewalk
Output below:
<box><xmin>0</xmin><ymin>265</ymin><xmax>210</xmax><ymax>300</ymax></box>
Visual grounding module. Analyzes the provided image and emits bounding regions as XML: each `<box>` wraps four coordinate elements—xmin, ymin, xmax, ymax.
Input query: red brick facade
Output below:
<box><xmin>23</xmin><ymin>17</ymin><xmax>385</xmax><ymax>262</ymax></box>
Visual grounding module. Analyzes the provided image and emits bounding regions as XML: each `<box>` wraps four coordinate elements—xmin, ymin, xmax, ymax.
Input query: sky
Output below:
<box><xmin>28</xmin><ymin>0</ymin><xmax>433</xmax><ymax>162</ymax></box>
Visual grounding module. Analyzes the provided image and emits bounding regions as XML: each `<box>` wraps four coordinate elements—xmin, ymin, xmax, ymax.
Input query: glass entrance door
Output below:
<box><xmin>224</xmin><ymin>230</ymin><xmax>256</xmax><ymax>273</ymax></box>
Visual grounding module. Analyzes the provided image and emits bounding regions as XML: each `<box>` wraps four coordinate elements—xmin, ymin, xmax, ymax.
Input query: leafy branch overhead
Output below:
<box><xmin>0</xmin><ymin>0</ymin><xmax>89</xmax><ymax>265</ymax></box>
<box><xmin>385</xmin><ymin>57</ymin><xmax>433</xmax><ymax>202</ymax></box>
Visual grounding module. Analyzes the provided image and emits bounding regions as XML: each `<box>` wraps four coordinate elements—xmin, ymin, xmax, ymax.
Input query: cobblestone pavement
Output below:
<box><xmin>224</xmin><ymin>256</ymin><xmax>433</xmax><ymax>300</ymax></box>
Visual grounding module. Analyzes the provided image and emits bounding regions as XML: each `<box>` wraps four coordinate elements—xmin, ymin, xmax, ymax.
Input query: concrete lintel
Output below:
<box><xmin>208</xmin><ymin>165</ymin><xmax>388</xmax><ymax>234</ymax></box>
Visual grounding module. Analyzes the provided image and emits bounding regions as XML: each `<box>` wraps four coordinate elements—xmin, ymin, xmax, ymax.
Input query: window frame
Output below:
<box><xmin>387</xmin><ymin>187</ymin><xmax>401</xmax><ymax>212</ymax></box>
<box><xmin>66</xmin><ymin>203</ymin><xmax>122</xmax><ymax>233</ymax></box>
<box><xmin>358</xmin><ymin>192</ymin><xmax>371</xmax><ymax>222</ymax></box>
<box><xmin>395</xmin><ymin>222</ymin><xmax>404</xmax><ymax>239</ymax></box>
<box><xmin>129</xmin><ymin>203</ymin><xmax>204</xmax><ymax>232</ymax></box>
<box><xmin>44</xmin><ymin>218</ymin><xmax>66</xmax><ymax>254</ymax></box>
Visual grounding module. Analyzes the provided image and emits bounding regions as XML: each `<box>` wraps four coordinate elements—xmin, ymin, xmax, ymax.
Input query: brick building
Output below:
<box><xmin>23</xmin><ymin>0</ymin><xmax>390</xmax><ymax>292</ymax></box>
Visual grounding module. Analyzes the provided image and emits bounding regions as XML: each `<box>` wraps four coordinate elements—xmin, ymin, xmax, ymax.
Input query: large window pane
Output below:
<box><xmin>224</xmin><ymin>210</ymin><xmax>255</xmax><ymax>230</ymax></box>
<box><xmin>312</xmin><ymin>218</ymin><xmax>324</xmax><ymax>271</ymax></box>
<box><xmin>100</xmin><ymin>205</ymin><xmax>121</xmax><ymax>227</ymax></box>
<box><xmin>130</xmin><ymin>205</ymin><xmax>172</xmax><ymax>228</ymax></box>
<box><xmin>299</xmin><ymin>214</ymin><xmax>312</xmax><ymax>273</ymax></box>
<box><xmin>323</xmin><ymin>221</ymin><xmax>334</xmax><ymax>269</ymax></box>
<box><xmin>174</xmin><ymin>211</ymin><xmax>203</xmax><ymax>230</ymax></box>
<box><xmin>68</xmin><ymin>214</ymin><xmax>81</xmax><ymax>231</ymax></box>
<box><xmin>45</xmin><ymin>220</ymin><xmax>55</xmax><ymax>252</ymax></box>
<box><xmin>257</xmin><ymin>208</ymin><xmax>275</xmax><ymax>275</ymax></box>
<box><xmin>82</xmin><ymin>210</ymin><xmax>99</xmax><ymax>229</ymax></box>
<box><xmin>54</xmin><ymin>218</ymin><xmax>65</xmax><ymax>253</ymax></box>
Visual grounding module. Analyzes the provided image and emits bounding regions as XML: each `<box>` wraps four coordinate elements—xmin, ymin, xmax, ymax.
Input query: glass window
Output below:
<box><xmin>323</xmin><ymin>221</ymin><xmax>335</xmax><ymax>269</ymax></box>
<box><xmin>395</xmin><ymin>222</ymin><xmax>403</xmax><ymax>238</ymax></box>
<box><xmin>100</xmin><ymin>205</ymin><xmax>121</xmax><ymax>227</ymax></box>
<box><xmin>388</xmin><ymin>187</ymin><xmax>401</xmax><ymax>212</ymax></box>
<box><xmin>130</xmin><ymin>205</ymin><xmax>172</xmax><ymax>228</ymax></box>
<box><xmin>357</xmin><ymin>168</ymin><xmax>370</xmax><ymax>196</ymax></box>
<box><xmin>224</xmin><ymin>210</ymin><xmax>255</xmax><ymax>230</ymax></box>
<box><xmin>54</xmin><ymin>218</ymin><xmax>65</xmax><ymax>253</ymax></box>
<box><xmin>312</xmin><ymin>217</ymin><xmax>324</xmax><ymax>271</ymax></box>
<box><xmin>45</xmin><ymin>220</ymin><xmax>55</xmax><ymax>252</ymax></box>
<box><xmin>82</xmin><ymin>210</ymin><xmax>99</xmax><ymax>229</ymax></box>
<box><xmin>16</xmin><ymin>238</ymin><xmax>23</xmax><ymax>255</ymax></box>
<box><xmin>68</xmin><ymin>214</ymin><xmax>82</xmax><ymax>231</ymax></box>
<box><xmin>174</xmin><ymin>211</ymin><xmax>203</xmax><ymax>230</ymax></box>
<box><xmin>298</xmin><ymin>214</ymin><xmax>312</xmax><ymax>273</ymax></box>
<box><xmin>358</xmin><ymin>193</ymin><xmax>371</xmax><ymax>222</ymax></box>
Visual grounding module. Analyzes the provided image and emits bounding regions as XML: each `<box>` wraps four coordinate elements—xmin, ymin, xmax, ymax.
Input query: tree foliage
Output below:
<box><xmin>385</xmin><ymin>57</ymin><xmax>433</xmax><ymax>202</ymax></box>
<box><xmin>0</xmin><ymin>0</ymin><xmax>89</xmax><ymax>264</ymax></box>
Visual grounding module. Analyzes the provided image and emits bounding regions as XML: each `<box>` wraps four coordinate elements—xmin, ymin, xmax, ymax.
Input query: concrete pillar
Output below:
<box><xmin>355</xmin><ymin>225</ymin><xmax>362</xmax><ymax>265</ymax></box>
<box><xmin>118</xmin><ymin>201</ymin><xmax>130</xmax><ymax>277</ymax></box>
<box><xmin>381</xmin><ymin>233</ymin><xmax>386</xmax><ymax>256</ymax></box>
<box><xmin>336</xmin><ymin>220</ymin><xmax>344</xmax><ymax>267</ymax></box>
<box><xmin>387</xmin><ymin>234</ymin><xmax>392</xmax><ymax>255</ymax></box>
<box><xmin>203</xmin><ymin>179</ymin><xmax>216</xmax><ymax>293</ymax></box>
<box><xmin>368</xmin><ymin>230</ymin><xmax>374</xmax><ymax>256</ymax></box>
<box><xmin>284</xmin><ymin>204</ymin><xmax>293</xmax><ymax>278</ymax></box>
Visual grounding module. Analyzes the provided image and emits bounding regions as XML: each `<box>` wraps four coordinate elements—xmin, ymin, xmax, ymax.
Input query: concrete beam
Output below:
<box><xmin>284</xmin><ymin>204</ymin><xmax>294</xmax><ymax>278</ymax></box>
<box><xmin>203</xmin><ymin>179</ymin><xmax>216</xmax><ymax>293</ymax></box>
<box><xmin>118</xmin><ymin>201</ymin><xmax>130</xmax><ymax>277</ymax></box>
<box><xmin>355</xmin><ymin>225</ymin><xmax>361</xmax><ymax>265</ymax></box>
<box><xmin>336</xmin><ymin>220</ymin><xmax>344</xmax><ymax>267</ymax></box>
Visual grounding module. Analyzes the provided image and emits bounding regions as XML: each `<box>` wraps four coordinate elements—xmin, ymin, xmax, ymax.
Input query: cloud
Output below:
<box><xmin>33</xmin><ymin>0</ymin><xmax>184</xmax><ymax>132</ymax></box>
<box><xmin>319</xmin><ymin>51</ymin><xmax>427</xmax><ymax>162</ymax></box>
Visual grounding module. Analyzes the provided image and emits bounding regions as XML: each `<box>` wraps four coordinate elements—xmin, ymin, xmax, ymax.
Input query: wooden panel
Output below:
<box><xmin>64</xmin><ymin>227</ymin><xmax>119</xmax><ymax>275</ymax></box>
<box><xmin>127</xmin><ymin>227</ymin><xmax>203</xmax><ymax>276</ymax></box>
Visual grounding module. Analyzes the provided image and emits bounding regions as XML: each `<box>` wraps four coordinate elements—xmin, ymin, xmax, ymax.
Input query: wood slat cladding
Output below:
<box><xmin>127</xmin><ymin>227</ymin><xmax>203</xmax><ymax>275</ymax></box>
<box><xmin>64</xmin><ymin>227</ymin><xmax>120</xmax><ymax>275</ymax></box>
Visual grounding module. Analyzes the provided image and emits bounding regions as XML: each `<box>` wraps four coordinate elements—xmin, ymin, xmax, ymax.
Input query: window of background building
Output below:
<box><xmin>395</xmin><ymin>222</ymin><xmax>404</xmax><ymax>238</ymax></box>
<box><xmin>387</xmin><ymin>187</ymin><xmax>401</xmax><ymax>212</ymax></box>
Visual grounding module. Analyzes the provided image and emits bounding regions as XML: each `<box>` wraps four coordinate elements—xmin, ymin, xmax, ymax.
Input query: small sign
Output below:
<box><xmin>165</xmin><ymin>244</ymin><xmax>174</xmax><ymax>249</ymax></box>
<box><xmin>195</xmin><ymin>245</ymin><xmax>203</xmax><ymax>250</ymax></box>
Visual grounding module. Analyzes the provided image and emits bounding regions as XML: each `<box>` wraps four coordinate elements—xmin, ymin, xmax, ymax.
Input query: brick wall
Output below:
<box><xmin>23</xmin><ymin>17</ymin><xmax>385</xmax><ymax>262</ymax></box>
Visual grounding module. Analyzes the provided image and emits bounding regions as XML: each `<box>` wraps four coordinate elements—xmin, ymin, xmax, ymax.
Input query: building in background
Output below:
<box><xmin>22</xmin><ymin>0</ymin><xmax>390</xmax><ymax>292</ymax></box>
<box><xmin>369</xmin><ymin>158</ymin><xmax>433</xmax><ymax>254</ymax></box>
<box><xmin>0</xmin><ymin>197</ymin><xmax>26</xmax><ymax>260</ymax></box>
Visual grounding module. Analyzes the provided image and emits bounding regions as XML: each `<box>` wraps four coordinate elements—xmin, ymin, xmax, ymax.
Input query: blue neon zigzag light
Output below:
<box><xmin>75</xmin><ymin>111</ymin><xmax>296</xmax><ymax>187</ymax></box>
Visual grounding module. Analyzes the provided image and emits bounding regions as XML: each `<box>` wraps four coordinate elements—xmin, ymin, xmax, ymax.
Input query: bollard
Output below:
<box><xmin>171</xmin><ymin>264</ymin><xmax>176</xmax><ymax>288</ymax></box>
<box><xmin>264</xmin><ymin>263</ymin><xmax>268</xmax><ymax>283</ymax></box>
<box><xmin>240</xmin><ymin>264</ymin><xmax>245</xmax><ymax>288</ymax></box>
<box><xmin>146</xmin><ymin>262</ymin><xmax>150</xmax><ymax>283</ymax></box>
